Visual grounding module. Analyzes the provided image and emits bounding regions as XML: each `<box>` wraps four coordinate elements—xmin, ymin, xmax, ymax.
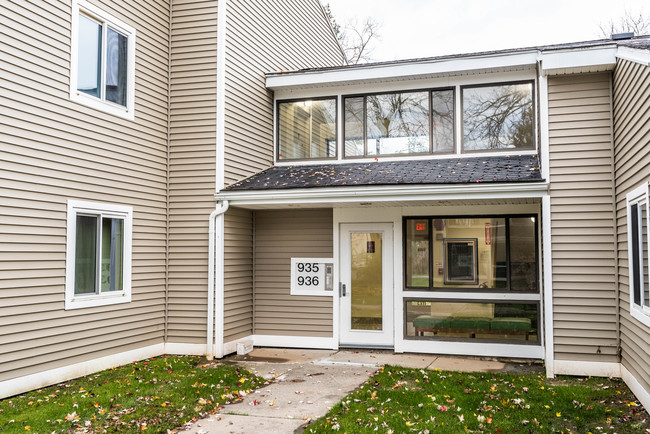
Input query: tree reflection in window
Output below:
<box><xmin>463</xmin><ymin>83</ymin><xmax>534</xmax><ymax>151</ymax></box>
<box><xmin>366</xmin><ymin>92</ymin><xmax>429</xmax><ymax>155</ymax></box>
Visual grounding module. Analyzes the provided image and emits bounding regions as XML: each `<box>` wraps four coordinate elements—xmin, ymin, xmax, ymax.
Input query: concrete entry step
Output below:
<box><xmin>184</xmin><ymin>348</ymin><xmax>543</xmax><ymax>433</ymax></box>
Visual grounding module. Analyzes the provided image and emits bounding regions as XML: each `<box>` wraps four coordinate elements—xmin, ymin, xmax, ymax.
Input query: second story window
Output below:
<box><xmin>344</xmin><ymin>90</ymin><xmax>454</xmax><ymax>158</ymax></box>
<box><xmin>71</xmin><ymin>0</ymin><xmax>136</xmax><ymax>119</ymax></box>
<box><xmin>278</xmin><ymin>98</ymin><xmax>337</xmax><ymax>160</ymax></box>
<box><xmin>462</xmin><ymin>82</ymin><xmax>534</xmax><ymax>152</ymax></box>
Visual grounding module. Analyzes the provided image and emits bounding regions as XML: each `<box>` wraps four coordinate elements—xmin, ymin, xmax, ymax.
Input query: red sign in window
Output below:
<box><xmin>415</xmin><ymin>223</ymin><xmax>426</xmax><ymax>231</ymax></box>
<box><xmin>485</xmin><ymin>222</ymin><xmax>492</xmax><ymax>245</ymax></box>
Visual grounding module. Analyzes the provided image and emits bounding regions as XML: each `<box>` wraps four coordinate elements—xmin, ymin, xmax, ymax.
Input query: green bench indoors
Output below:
<box><xmin>413</xmin><ymin>315</ymin><xmax>532</xmax><ymax>339</ymax></box>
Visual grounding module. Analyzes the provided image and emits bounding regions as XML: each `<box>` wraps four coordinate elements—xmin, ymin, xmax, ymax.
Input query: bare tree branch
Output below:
<box><xmin>598</xmin><ymin>9</ymin><xmax>650</xmax><ymax>38</ymax></box>
<box><xmin>326</xmin><ymin>4</ymin><xmax>381</xmax><ymax>64</ymax></box>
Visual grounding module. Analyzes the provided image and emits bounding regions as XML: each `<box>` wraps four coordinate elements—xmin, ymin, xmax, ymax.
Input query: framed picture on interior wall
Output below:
<box><xmin>443</xmin><ymin>238</ymin><xmax>478</xmax><ymax>284</ymax></box>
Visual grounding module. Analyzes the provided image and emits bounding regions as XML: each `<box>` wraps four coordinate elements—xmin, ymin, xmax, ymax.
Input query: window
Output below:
<box><xmin>404</xmin><ymin>216</ymin><xmax>538</xmax><ymax>291</ymax></box>
<box><xmin>462</xmin><ymin>82</ymin><xmax>534</xmax><ymax>152</ymax></box>
<box><xmin>405</xmin><ymin>300</ymin><xmax>538</xmax><ymax>343</ymax></box>
<box><xmin>277</xmin><ymin>98</ymin><xmax>337</xmax><ymax>160</ymax></box>
<box><xmin>71</xmin><ymin>0</ymin><xmax>136</xmax><ymax>119</ymax></box>
<box><xmin>65</xmin><ymin>200</ymin><xmax>133</xmax><ymax>309</ymax></box>
<box><xmin>627</xmin><ymin>183</ymin><xmax>650</xmax><ymax>326</ymax></box>
<box><xmin>344</xmin><ymin>89</ymin><xmax>454</xmax><ymax>158</ymax></box>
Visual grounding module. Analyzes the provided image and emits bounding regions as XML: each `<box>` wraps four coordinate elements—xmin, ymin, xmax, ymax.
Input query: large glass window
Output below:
<box><xmin>71</xmin><ymin>1</ymin><xmax>135</xmax><ymax>118</ymax></box>
<box><xmin>278</xmin><ymin>98</ymin><xmax>337</xmax><ymax>160</ymax></box>
<box><xmin>405</xmin><ymin>301</ymin><xmax>538</xmax><ymax>343</ymax></box>
<box><xmin>462</xmin><ymin>82</ymin><xmax>534</xmax><ymax>151</ymax></box>
<box><xmin>344</xmin><ymin>90</ymin><xmax>454</xmax><ymax>158</ymax></box>
<box><xmin>66</xmin><ymin>200</ymin><xmax>132</xmax><ymax>309</ymax></box>
<box><xmin>366</xmin><ymin>92</ymin><xmax>429</xmax><ymax>156</ymax></box>
<box><xmin>404</xmin><ymin>216</ymin><xmax>537</xmax><ymax>291</ymax></box>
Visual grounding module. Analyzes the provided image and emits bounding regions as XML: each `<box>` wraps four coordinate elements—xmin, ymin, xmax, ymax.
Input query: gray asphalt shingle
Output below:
<box><xmin>222</xmin><ymin>154</ymin><xmax>543</xmax><ymax>191</ymax></box>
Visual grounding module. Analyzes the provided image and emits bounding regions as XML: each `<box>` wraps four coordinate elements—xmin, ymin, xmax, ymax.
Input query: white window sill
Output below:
<box><xmin>66</xmin><ymin>291</ymin><xmax>131</xmax><ymax>310</ymax></box>
<box><xmin>70</xmin><ymin>91</ymin><xmax>134</xmax><ymax>120</ymax></box>
<box><xmin>631</xmin><ymin>305</ymin><xmax>650</xmax><ymax>329</ymax></box>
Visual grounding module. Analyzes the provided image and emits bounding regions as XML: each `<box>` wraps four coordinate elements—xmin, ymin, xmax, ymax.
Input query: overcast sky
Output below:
<box><xmin>324</xmin><ymin>0</ymin><xmax>649</xmax><ymax>61</ymax></box>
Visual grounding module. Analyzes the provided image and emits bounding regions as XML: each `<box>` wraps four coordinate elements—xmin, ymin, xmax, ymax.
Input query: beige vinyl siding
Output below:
<box><xmin>254</xmin><ymin>209</ymin><xmax>334</xmax><ymax>337</ymax></box>
<box><xmin>166</xmin><ymin>0</ymin><xmax>218</xmax><ymax>344</ymax></box>
<box><xmin>224</xmin><ymin>207</ymin><xmax>253</xmax><ymax>342</ymax></box>
<box><xmin>613</xmin><ymin>59</ymin><xmax>650</xmax><ymax>392</ymax></box>
<box><xmin>547</xmin><ymin>73</ymin><xmax>618</xmax><ymax>362</ymax></box>
<box><xmin>223</xmin><ymin>0</ymin><xmax>343</xmax><ymax>186</ymax></box>
<box><xmin>0</xmin><ymin>0</ymin><xmax>169</xmax><ymax>381</ymax></box>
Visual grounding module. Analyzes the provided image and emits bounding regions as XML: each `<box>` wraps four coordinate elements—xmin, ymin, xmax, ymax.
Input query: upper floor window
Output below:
<box><xmin>65</xmin><ymin>200</ymin><xmax>133</xmax><ymax>309</ymax></box>
<box><xmin>70</xmin><ymin>0</ymin><xmax>136</xmax><ymax>119</ymax></box>
<box><xmin>462</xmin><ymin>82</ymin><xmax>534</xmax><ymax>152</ymax></box>
<box><xmin>344</xmin><ymin>89</ymin><xmax>454</xmax><ymax>158</ymax></box>
<box><xmin>278</xmin><ymin>98</ymin><xmax>337</xmax><ymax>160</ymax></box>
<box><xmin>627</xmin><ymin>183</ymin><xmax>650</xmax><ymax>327</ymax></box>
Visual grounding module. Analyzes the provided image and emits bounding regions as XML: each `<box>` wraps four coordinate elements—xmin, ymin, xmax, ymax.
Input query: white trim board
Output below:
<box><xmin>216</xmin><ymin>182</ymin><xmax>549</xmax><ymax>207</ymax></box>
<box><xmin>396</xmin><ymin>339</ymin><xmax>544</xmax><ymax>359</ymax></box>
<box><xmin>252</xmin><ymin>335</ymin><xmax>337</xmax><ymax>350</ymax></box>
<box><xmin>267</xmin><ymin>51</ymin><xmax>539</xmax><ymax>90</ymax></box>
<box><xmin>622</xmin><ymin>365</ymin><xmax>650</xmax><ymax>413</ymax></box>
<box><xmin>617</xmin><ymin>46</ymin><xmax>650</xmax><ymax>67</ymax></box>
<box><xmin>553</xmin><ymin>360</ymin><xmax>621</xmax><ymax>378</ymax></box>
<box><xmin>0</xmin><ymin>344</ymin><xmax>164</xmax><ymax>400</ymax></box>
<box><xmin>164</xmin><ymin>343</ymin><xmax>206</xmax><ymax>355</ymax></box>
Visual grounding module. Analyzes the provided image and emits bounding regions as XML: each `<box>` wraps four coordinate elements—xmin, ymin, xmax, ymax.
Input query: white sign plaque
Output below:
<box><xmin>290</xmin><ymin>257</ymin><xmax>334</xmax><ymax>296</ymax></box>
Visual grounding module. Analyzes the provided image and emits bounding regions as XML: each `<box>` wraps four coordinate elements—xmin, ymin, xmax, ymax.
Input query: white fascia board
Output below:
<box><xmin>541</xmin><ymin>46</ymin><xmax>617</xmax><ymax>76</ymax></box>
<box><xmin>215</xmin><ymin>182</ymin><xmax>549</xmax><ymax>207</ymax></box>
<box><xmin>616</xmin><ymin>46</ymin><xmax>650</xmax><ymax>66</ymax></box>
<box><xmin>266</xmin><ymin>51</ymin><xmax>539</xmax><ymax>90</ymax></box>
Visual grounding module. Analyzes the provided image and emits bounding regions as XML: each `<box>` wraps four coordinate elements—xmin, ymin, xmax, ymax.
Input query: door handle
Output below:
<box><xmin>339</xmin><ymin>282</ymin><xmax>347</xmax><ymax>297</ymax></box>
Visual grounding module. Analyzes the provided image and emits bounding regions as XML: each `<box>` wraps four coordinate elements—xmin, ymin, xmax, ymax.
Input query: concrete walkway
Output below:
<box><xmin>183</xmin><ymin>348</ymin><xmax>542</xmax><ymax>433</ymax></box>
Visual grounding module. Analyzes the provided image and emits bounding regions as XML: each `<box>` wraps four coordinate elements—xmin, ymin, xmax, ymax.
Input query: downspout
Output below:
<box><xmin>208</xmin><ymin>0</ymin><xmax>228</xmax><ymax>359</ymax></box>
<box><xmin>537</xmin><ymin>57</ymin><xmax>555</xmax><ymax>378</ymax></box>
<box><xmin>207</xmin><ymin>200</ymin><xmax>229</xmax><ymax>359</ymax></box>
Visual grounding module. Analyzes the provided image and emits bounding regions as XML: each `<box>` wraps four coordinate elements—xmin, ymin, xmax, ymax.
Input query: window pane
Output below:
<box><xmin>406</xmin><ymin>219</ymin><xmax>429</xmax><ymax>287</ymax></box>
<box><xmin>105</xmin><ymin>27</ymin><xmax>128</xmax><ymax>107</ymax></box>
<box><xmin>278</xmin><ymin>99</ymin><xmax>336</xmax><ymax>160</ymax></box>
<box><xmin>509</xmin><ymin>217</ymin><xmax>538</xmax><ymax>291</ymax></box>
<box><xmin>432</xmin><ymin>218</ymin><xmax>507</xmax><ymax>289</ymax></box>
<box><xmin>406</xmin><ymin>301</ymin><xmax>538</xmax><ymax>343</ymax></box>
<box><xmin>344</xmin><ymin>97</ymin><xmax>364</xmax><ymax>157</ymax></box>
<box><xmin>632</xmin><ymin>204</ymin><xmax>642</xmax><ymax>305</ymax></box>
<box><xmin>462</xmin><ymin>83</ymin><xmax>534</xmax><ymax>151</ymax></box>
<box><xmin>366</xmin><ymin>92</ymin><xmax>429</xmax><ymax>155</ymax></box>
<box><xmin>75</xmin><ymin>215</ymin><xmax>97</xmax><ymax>294</ymax></box>
<box><xmin>77</xmin><ymin>14</ymin><xmax>102</xmax><ymax>98</ymax></box>
<box><xmin>351</xmin><ymin>232</ymin><xmax>383</xmax><ymax>330</ymax></box>
<box><xmin>431</xmin><ymin>90</ymin><xmax>454</xmax><ymax>153</ymax></box>
<box><xmin>101</xmin><ymin>217</ymin><xmax>124</xmax><ymax>292</ymax></box>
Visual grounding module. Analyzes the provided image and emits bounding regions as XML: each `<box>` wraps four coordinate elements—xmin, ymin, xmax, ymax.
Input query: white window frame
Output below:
<box><xmin>70</xmin><ymin>0</ymin><xmax>136</xmax><ymax>120</ymax></box>
<box><xmin>626</xmin><ymin>182</ymin><xmax>650</xmax><ymax>327</ymax></box>
<box><xmin>65</xmin><ymin>200</ymin><xmax>133</xmax><ymax>309</ymax></box>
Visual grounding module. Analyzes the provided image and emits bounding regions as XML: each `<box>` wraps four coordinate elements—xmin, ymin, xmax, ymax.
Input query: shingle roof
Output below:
<box><xmin>222</xmin><ymin>154</ymin><xmax>543</xmax><ymax>191</ymax></box>
<box><xmin>266</xmin><ymin>35</ymin><xmax>650</xmax><ymax>77</ymax></box>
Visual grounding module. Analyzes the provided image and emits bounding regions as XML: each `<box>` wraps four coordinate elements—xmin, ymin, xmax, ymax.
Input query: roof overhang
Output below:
<box><xmin>540</xmin><ymin>46</ymin><xmax>617</xmax><ymax>76</ymax></box>
<box><xmin>215</xmin><ymin>181</ymin><xmax>549</xmax><ymax>209</ymax></box>
<box><xmin>266</xmin><ymin>51</ymin><xmax>540</xmax><ymax>91</ymax></box>
<box><xmin>617</xmin><ymin>46</ymin><xmax>650</xmax><ymax>66</ymax></box>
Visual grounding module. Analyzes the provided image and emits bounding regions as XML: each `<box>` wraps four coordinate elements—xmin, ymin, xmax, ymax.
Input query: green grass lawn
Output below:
<box><xmin>304</xmin><ymin>365</ymin><xmax>647</xmax><ymax>433</ymax></box>
<box><xmin>0</xmin><ymin>356</ymin><xmax>264</xmax><ymax>433</ymax></box>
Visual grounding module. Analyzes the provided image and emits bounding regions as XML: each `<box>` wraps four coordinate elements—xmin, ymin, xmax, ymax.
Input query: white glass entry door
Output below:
<box><xmin>339</xmin><ymin>223</ymin><xmax>393</xmax><ymax>346</ymax></box>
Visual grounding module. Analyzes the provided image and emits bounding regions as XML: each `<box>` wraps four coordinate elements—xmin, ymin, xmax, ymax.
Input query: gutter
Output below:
<box><xmin>206</xmin><ymin>200</ymin><xmax>229</xmax><ymax>359</ymax></box>
<box><xmin>215</xmin><ymin>182</ymin><xmax>549</xmax><ymax>207</ymax></box>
